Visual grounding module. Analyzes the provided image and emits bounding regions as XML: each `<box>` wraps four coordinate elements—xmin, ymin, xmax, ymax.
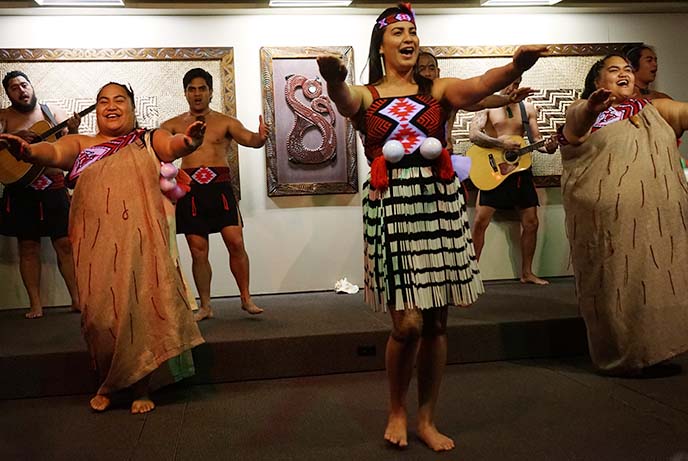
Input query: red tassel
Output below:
<box><xmin>221</xmin><ymin>193</ymin><xmax>229</xmax><ymax>211</ymax></box>
<box><xmin>176</xmin><ymin>168</ymin><xmax>192</xmax><ymax>193</ymax></box>
<box><xmin>435</xmin><ymin>148</ymin><xmax>455</xmax><ymax>182</ymax></box>
<box><xmin>191</xmin><ymin>197</ymin><xmax>197</xmax><ymax>217</ymax></box>
<box><xmin>370</xmin><ymin>155</ymin><xmax>389</xmax><ymax>190</ymax></box>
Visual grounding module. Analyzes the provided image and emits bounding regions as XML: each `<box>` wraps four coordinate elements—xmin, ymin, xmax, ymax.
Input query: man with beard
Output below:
<box><xmin>0</xmin><ymin>70</ymin><xmax>80</xmax><ymax>318</ymax></box>
<box><xmin>161</xmin><ymin>68</ymin><xmax>268</xmax><ymax>320</ymax></box>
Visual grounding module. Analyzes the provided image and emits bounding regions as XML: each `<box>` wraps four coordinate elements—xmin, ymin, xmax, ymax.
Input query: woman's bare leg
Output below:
<box><xmin>384</xmin><ymin>307</ymin><xmax>422</xmax><ymax>448</ymax></box>
<box><xmin>417</xmin><ymin>306</ymin><xmax>454</xmax><ymax>451</ymax></box>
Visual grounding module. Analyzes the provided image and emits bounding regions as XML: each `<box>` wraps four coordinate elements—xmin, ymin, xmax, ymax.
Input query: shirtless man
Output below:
<box><xmin>625</xmin><ymin>45</ymin><xmax>672</xmax><ymax>100</ymax></box>
<box><xmin>161</xmin><ymin>68</ymin><xmax>268</xmax><ymax>320</ymax></box>
<box><xmin>0</xmin><ymin>70</ymin><xmax>80</xmax><ymax>318</ymax></box>
<box><xmin>416</xmin><ymin>50</ymin><xmax>535</xmax><ymax>154</ymax></box>
<box><xmin>468</xmin><ymin>76</ymin><xmax>558</xmax><ymax>285</ymax></box>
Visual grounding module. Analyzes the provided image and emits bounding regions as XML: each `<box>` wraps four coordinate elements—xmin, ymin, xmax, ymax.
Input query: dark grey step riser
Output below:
<box><xmin>0</xmin><ymin>318</ymin><xmax>586</xmax><ymax>400</ymax></box>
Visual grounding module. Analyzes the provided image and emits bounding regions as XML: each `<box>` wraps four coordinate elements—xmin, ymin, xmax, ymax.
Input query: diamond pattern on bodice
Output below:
<box><xmin>379</xmin><ymin>98</ymin><xmax>429</xmax><ymax>154</ymax></box>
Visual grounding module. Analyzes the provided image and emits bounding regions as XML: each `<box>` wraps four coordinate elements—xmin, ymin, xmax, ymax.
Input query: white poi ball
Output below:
<box><xmin>382</xmin><ymin>139</ymin><xmax>405</xmax><ymax>163</ymax></box>
<box><xmin>419</xmin><ymin>137</ymin><xmax>443</xmax><ymax>160</ymax></box>
<box><xmin>160</xmin><ymin>162</ymin><xmax>178</xmax><ymax>179</ymax></box>
<box><xmin>160</xmin><ymin>177</ymin><xmax>177</xmax><ymax>192</ymax></box>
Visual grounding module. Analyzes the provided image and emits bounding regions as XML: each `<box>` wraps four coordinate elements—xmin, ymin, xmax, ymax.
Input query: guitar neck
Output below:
<box><xmin>515</xmin><ymin>139</ymin><xmax>547</xmax><ymax>156</ymax></box>
<box><xmin>38</xmin><ymin>103</ymin><xmax>96</xmax><ymax>141</ymax></box>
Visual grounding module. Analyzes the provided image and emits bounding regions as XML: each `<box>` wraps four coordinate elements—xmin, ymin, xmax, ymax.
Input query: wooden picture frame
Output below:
<box><xmin>260</xmin><ymin>46</ymin><xmax>357</xmax><ymax>196</ymax></box>
<box><xmin>0</xmin><ymin>47</ymin><xmax>240</xmax><ymax>198</ymax></box>
<box><xmin>423</xmin><ymin>43</ymin><xmax>637</xmax><ymax>187</ymax></box>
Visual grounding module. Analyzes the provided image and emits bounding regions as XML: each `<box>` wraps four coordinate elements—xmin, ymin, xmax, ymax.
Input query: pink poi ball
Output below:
<box><xmin>160</xmin><ymin>162</ymin><xmax>178</xmax><ymax>179</ymax></box>
<box><xmin>419</xmin><ymin>137</ymin><xmax>442</xmax><ymax>160</ymax></box>
<box><xmin>382</xmin><ymin>139</ymin><xmax>405</xmax><ymax>163</ymax></box>
<box><xmin>160</xmin><ymin>177</ymin><xmax>177</xmax><ymax>192</ymax></box>
<box><xmin>166</xmin><ymin>185</ymin><xmax>186</xmax><ymax>200</ymax></box>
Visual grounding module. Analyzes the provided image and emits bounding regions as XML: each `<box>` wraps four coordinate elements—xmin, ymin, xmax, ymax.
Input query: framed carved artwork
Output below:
<box><xmin>0</xmin><ymin>47</ymin><xmax>241</xmax><ymax>198</ymax></box>
<box><xmin>422</xmin><ymin>43</ymin><xmax>637</xmax><ymax>187</ymax></box>
<box><xmin>260</xmin><ymin>46</ymin><xmax>358</xmax><ymax>196</ymax></box>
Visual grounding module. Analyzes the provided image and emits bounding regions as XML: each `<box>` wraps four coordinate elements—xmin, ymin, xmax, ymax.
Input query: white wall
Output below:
<box><xmin>0</xmin><ymin>10</ymin><xmax>686</xmax><ymax>309</ymax></box>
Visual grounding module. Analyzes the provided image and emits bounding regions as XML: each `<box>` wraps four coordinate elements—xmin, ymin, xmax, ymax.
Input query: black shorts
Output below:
<box><xmin>0</xmin><ymin>185</ymin><xmax>70</xmax><ymax>241</ymax></box>
<box><xmin>175</xmin><ymin>168</ymin><xmax>241</xmax><ymax>236</ymax></box>
<box><xmin>478</xmin><ymin>170</ymin><xmax>539</xmax><ymax>210</ymax></box>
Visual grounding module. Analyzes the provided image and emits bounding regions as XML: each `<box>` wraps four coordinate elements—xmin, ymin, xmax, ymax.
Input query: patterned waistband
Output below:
<box><xmin>28</xmin><ymin>172</ymin><xmax>66</xmax><ymax>191</ymax></box>
<box><xmin>184</xmin><ymin>166</ymin><xmax>231</xmax><ymax>185</ymax></box>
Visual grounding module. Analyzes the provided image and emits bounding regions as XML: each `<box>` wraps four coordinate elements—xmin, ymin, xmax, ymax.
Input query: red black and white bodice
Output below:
<box><xmin>361</xmin><ymin>89</ymin><xmax>448</xmax><ymax>162</ymax></box>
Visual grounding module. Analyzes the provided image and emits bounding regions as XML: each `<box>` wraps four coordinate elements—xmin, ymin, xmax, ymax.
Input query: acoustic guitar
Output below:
<box><xmin>0</xmin><ymin>103</ymin><xmax>96</xmax><ymax>187</ymax></box>
<box><xmin>466</xmin><ymin>135</ymin><xmax>547</xmax><ymax>191</ymax></box>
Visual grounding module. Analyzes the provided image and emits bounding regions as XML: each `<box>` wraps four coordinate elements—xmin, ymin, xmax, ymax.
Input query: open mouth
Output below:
<box><xmin>400</xmin><ymin>47</ymin><xmax>415</xmax><ymax>57</ymax></box>
<box><xmin>616</xmin><ymin>78</ymin><xmax>630</xmax><ymax>87</ymax></box>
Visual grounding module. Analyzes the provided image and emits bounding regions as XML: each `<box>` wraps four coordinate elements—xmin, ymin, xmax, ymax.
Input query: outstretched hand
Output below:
<box><xmin>513</xmin><ymin>45</ymin><xmax>548</xmax><ymax>73</ymax></box>
<box><xmin>0</xmin><ymin>133</ymin><xmax>32</xmax><ymax>161</ymax></box>
<box><xmin>12</xmin><ymin>129</ymin><xmax>41</xmax><ymax>144</ymax></box>
<box><xmin>586</xmin><ymin>88</ymin><xmax>615</xmax><ymax>114</ymax></box>
<box><xmin>184</xmin><ymin>120</ymin><xmax>206</xmax><ymax>151</ymax></box>
<box><xmin>509</xmin><ymin>86</ymin><xmax>536</xmax><ymax>104</ymax></box>
<box><xmin>317</xmin><ymin>55</ymin><xmax>348</xmax><ymax>84</ymax></box>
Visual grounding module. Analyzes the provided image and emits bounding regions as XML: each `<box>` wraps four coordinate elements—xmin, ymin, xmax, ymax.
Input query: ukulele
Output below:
<box><xmin>466</xmin><ymin>135</ymin><xmax>547</xmax><ymax>191</ymax></box>
<box><xmin>0</xmin><ymin>103</ymin><xmax>96</xmax><ymax>187</ymax></box>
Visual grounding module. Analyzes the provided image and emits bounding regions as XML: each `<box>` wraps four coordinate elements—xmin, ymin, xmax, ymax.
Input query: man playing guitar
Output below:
<box><xmin>0</xmin><ymin>70</ymin><xmax>81</xmax><ymax>318</ymax></box>
<box><xmin>468</xmin><ymin>76</ymin><xmax>557</xmax><ymax>285</ymax></box>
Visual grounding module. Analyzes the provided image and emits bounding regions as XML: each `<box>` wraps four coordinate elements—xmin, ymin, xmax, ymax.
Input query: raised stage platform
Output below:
<box><xmin>0</xmin><ymin>277</ymin><xmax>586</xmax><ymax>400</ymax></box>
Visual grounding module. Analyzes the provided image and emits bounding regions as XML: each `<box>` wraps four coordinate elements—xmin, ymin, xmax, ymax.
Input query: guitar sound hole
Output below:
<box><xmin>504</xmin><ymin>151</ymin><xmax>518</xmax><ymax>162</ymax></box>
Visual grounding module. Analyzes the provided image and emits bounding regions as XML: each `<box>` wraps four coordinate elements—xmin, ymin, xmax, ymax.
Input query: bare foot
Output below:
<box><xmin>24</xmin><ymin>308</ymin><xmax>43</xmax><ymax>319</ymax></box>
<box><xmin>241</xmin><ymin>301</ymin><xmax>264</xmax><ymax>315</ymax></box>
<box><xmin>193</xmin><ymin>305</ymin><xmax>214</xmax><ymax>321</ymax></box>
<box><xmin>417</xmin><ymin>423</ymin><xmax>455</xmax><ymax>452</ymax></box>
<box><xmin>90</xmin><ymin>394</ymin><xmax>111</xmax><ymax>412</ymax></box>
<box><xmin>131</xmin><ymin>397</ymin><xmax>155</xmax><ymax>414</ymax></box>
<box><xmin>384</xmin><ymin>412</ymin><xmax>408</xmax><ymax>448</ymax></box>
<box><xmin>520</xmin><ymin>274</ymin><xmax>549</xmax><ymax>285</ymax></box>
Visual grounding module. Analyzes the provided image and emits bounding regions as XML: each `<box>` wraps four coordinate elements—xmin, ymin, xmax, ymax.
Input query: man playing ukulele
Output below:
<box><xmin>0</xmin><ymin>70</ymin><xmax>80</xmax><ymax>318</ymax></box>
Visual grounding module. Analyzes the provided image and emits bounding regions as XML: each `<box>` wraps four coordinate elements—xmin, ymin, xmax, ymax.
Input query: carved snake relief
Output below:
<box><xmin>284</xmin><ymin>74</ymin><xmax>336</xmax><ymax>164</ymax></box>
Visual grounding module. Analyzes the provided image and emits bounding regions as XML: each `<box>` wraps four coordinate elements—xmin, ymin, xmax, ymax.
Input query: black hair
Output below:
<box><xmin>417</xmin><ymin>50</ymin><xmax>438</xmax><ymax>67</ymax></box>
<box><xmin>183</xmin><ymin>68</ymin><xmax>213</xmax><ymax>91</ymax></box>
<box><xmin>97</xmin><ymin>82</ymin><xmax>136</xmax><ymax>107</ymax></box>
<box><xmin>2</xmin><ymin>70</ymin><xmax>30</xmax><ymax>92</ymax></box>
<box><xmin>96</xmin><ymin>82</ymin><xmax>139</xmax><ymax>129</ymax></box>
<box><xmin>366</xmin><ymin>3</ymin><xmax>432</xmax><ymax>95</ymax></box>
<box><xmin>623</xmin><ymin>44</ymin><xmax>653</xmax><ymax>71</ymax></box>
<box><xmin>580</xmin><ymin>53</ymin><xmax>629</xmax><ymax>99</ymax></box>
